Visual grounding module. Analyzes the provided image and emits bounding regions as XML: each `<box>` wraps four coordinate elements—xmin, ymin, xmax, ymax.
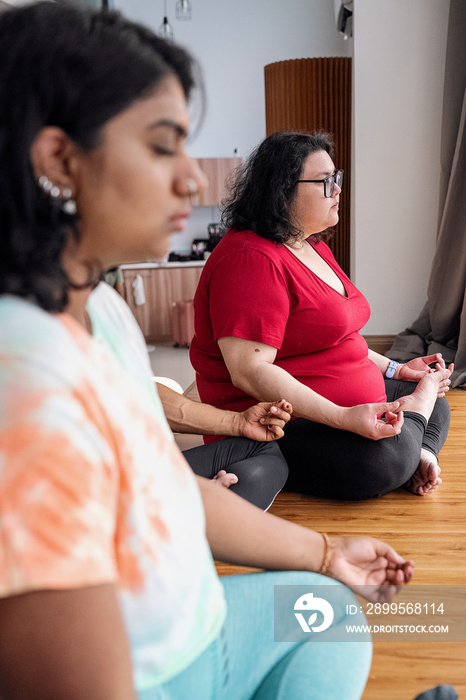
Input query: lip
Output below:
<box><xmin>169</xmin><ymin>209</ymin><xmax>191</xmax><ymax>231</ymax></box>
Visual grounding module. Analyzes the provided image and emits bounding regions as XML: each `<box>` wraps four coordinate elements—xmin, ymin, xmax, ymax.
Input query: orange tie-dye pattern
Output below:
<box><xmin>1</xmin><ymin>288</ymin><xmax>226</xmax><ymax>684</ymax></box>
<box><xmin>0</xmin><ymin>420</ymin><xmax>116</xmax><ymax>591</ymax></box>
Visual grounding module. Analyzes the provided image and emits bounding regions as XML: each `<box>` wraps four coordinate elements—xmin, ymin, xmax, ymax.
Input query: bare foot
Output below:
<box><xmin>212</xmin><ymin>470</ymin><xmax>238</xmax><ymax>489</ymax></box>
<box><xmin>405</xmin><ymin>449</ymin><xmax>442</xmax><ymax>496</ymax></box>
<box><xmin>395</xmin><ymin>368</ymin><xmax>451</xmax><ymax>420</ymax></box>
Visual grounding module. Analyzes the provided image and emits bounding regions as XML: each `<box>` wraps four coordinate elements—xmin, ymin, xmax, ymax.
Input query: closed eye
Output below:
<box><xmin>148</xmin><ymin>121</ymin><xmax>188</xmax><ymax>158</ymax></box>
<box><xmin>152</xmin><ymin>145</ymin><xmax>176</xmax><ymax>156</ymax></box>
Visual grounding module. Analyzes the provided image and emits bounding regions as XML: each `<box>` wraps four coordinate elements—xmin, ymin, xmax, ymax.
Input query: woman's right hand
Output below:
<box><xmin>326</xmin><ymin>536</ymin><xmax>414</xmax><ymax>603</ymax></box>
<box><xmin>338</xmin><ymin>401</ymin><xmax>404</xmax><ymax>440</ymax></box>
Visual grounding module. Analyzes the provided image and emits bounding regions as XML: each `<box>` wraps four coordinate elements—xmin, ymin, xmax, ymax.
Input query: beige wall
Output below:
<box><xmin>352</xmin><ymin>0</ymin><xmax>450</xmax><ymax>334</ymax></box>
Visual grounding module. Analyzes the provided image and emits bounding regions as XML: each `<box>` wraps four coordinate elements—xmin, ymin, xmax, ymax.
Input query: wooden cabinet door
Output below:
<box><xmin>122</xmin><ymin>266</ymin><xmax>203</xmax><ymax>343</ymax></box>
<box><xmin>192</xmin><ymin>157</ymin><xmax>242</xmax><ymax>206</ymax></box>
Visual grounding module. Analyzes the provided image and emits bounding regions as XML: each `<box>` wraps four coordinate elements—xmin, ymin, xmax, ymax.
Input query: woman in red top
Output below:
<box><xmin>190</xmin><ymin>131</ymin><xmax>452</xmax><ymax>500</ymax></box>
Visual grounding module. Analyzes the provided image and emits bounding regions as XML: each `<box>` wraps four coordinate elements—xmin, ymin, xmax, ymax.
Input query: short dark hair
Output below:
<box><xmin>221</xmin><ymin>130</ymin><xmax>335</xmax><ymax>244</ymax></box>
<box><xmin>0</xmin><ymin>2</ymin><xmax>199</xmax><ymax>311</ymax></box>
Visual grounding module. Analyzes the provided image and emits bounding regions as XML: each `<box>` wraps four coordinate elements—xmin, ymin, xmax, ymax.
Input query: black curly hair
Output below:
<box><xmin>0</xmin><ymin>2</ymin><xmax>199</xmax><ymax>312</ymax></box>
<box><xmin>221</xmin><ymin>130</ymin><xmax>335</xmax><ymax>245</ymax></box>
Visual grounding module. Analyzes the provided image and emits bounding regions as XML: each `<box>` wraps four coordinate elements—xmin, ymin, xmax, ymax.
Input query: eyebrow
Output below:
<box><xmin>147</xmin><ymin>119</ymin><xmax>188</xmax><ymax>139</ymax></box>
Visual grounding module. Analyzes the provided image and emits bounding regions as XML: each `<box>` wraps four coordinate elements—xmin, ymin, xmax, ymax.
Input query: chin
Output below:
<box><xmin>154</xmin><ymin>234</ymin><xmax>174</xmax><ymax>259</ymax></box>
<box><xmin>154</xmin><ymin>244</ymin><xmax>171</xmax><ymax>260</ymax></box>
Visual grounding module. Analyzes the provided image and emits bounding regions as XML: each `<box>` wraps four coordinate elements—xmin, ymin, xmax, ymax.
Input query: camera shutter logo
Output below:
<box><xmin>294</xmin><ymin>592</ymin><xmax>334</xmax><ymax>633</ymax></box>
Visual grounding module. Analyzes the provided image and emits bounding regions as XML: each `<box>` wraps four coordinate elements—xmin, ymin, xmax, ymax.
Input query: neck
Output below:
<box><xmin>286</xmin><ymin>236</ymin><xmax>309</xmax><ymax>251</ymax></box>
<box><xmin>65</xmin><ymin>287</ymin><xmax>93</xmax><ymax>333</ymax></box>
<box><xmin>61</xmin><ymin>250</ymin><xmax>96</xmax><ymax>332</ymax></box>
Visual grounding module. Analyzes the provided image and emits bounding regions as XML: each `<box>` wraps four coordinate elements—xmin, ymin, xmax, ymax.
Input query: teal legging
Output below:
<box><xmin>139</xmin><ymin>571</ymin><xmax>372</xmax><ymax>700</ymax></box>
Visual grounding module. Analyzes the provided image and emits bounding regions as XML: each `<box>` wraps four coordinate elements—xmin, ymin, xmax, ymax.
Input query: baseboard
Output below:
<box><xmin>363</xmin><ymin>334</ymin><xmax>396</xmax><ymax>355</ymax></box>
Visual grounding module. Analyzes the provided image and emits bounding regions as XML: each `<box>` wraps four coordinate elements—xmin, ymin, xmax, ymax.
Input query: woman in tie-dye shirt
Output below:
<box><xmin>0</xmin><ymin>5</ymin><xmax>414</xmax><ymax>700</ymax></box>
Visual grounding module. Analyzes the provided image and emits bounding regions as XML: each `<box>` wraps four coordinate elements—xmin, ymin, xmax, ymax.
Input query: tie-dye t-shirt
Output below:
<box><xmin>0</xmin><ymin>283</ymin><xmax>226</xmax><ymax>692</ymax></box>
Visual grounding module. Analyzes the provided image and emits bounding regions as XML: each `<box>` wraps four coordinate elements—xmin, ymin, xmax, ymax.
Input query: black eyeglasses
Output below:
<box><xmin>297</xmin><ymin>169</ymin><xmax>344</xmax><ymax>198</ymax></box>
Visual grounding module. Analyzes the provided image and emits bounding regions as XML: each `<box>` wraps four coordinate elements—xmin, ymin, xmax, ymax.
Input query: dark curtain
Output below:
<box><xmin>387</xmin><ymin>0</ymin><xmax>466</xmax><ymax>389</ymax></box>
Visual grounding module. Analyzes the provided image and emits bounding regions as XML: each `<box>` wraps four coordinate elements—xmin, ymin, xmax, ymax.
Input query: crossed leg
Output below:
<box><xmin>387</xmin><ymin>369</ymin><xmax>451</xmax><ymax>496</ymax></box>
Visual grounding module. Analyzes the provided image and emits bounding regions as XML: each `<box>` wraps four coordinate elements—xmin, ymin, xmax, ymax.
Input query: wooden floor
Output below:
<box><xmin>215</xmin><ymin>389</ymin><xmax>466</xmax><ymax>699</ymax></box>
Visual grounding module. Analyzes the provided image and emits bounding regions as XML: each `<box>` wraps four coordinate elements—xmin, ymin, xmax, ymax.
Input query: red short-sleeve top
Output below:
<box><xmin>190</xmin><ymin>230</ymin><xmax>386</xmax><ymax>417</ymax></box>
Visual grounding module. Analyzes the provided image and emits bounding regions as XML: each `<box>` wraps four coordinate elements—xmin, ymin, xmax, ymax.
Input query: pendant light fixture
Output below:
<box><xmin>175</xmin><ymin>0</ymin><xmax>192</xmax><ymax>21</ymax></box>
<box><xmin>159</xmin><ymin>0</ymin><xmax>174</xmax><ymax>40</ymax></box>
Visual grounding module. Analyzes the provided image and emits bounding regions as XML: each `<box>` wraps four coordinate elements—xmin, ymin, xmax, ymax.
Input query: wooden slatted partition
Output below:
<box><xmin>264</xmin><ymin>58</ymin><xmax>351</xmax><ymax>275</ymax></box>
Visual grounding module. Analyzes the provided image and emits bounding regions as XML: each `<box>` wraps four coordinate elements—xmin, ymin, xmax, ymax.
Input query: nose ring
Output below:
<box><xmin>184</xmin><ymin>177</ymin><xmax>198</xmax><ymax>195</ymax></box>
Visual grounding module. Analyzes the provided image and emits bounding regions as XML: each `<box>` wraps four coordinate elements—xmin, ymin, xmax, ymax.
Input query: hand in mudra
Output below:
<box><xmin>239</xmin><ymin>399</ymin><xmax>293</xmax><ymax>441</ymax></box>
<box><xmin>327</xmin><ymin>536</ymin><xmax>414</xmax><ymax>603</ymax></box>
<box><xmin>341</xmin><ymin>401</ymin><xmax>404</xmax><ymax>441</ymax></box>
<box><xmin>394</xmin><ymin>355</ymin><xmax>453</xmax><ymax>395</ymax></box>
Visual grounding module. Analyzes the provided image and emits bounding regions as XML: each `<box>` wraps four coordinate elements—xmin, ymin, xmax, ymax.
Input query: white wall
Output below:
<box><xmin>114</xmin><ymin>0</ymin><xmax>450</xmax><ymax>336</ymax></box>
<box><xmin>353</xmin><ymin>0</ymin><xmax>449</xmax><ymax>334</ymax></box>
<box><xmin>114</xmin><ymin>0</ymin><xmax>351</xmax><ymax>251</ymax></box>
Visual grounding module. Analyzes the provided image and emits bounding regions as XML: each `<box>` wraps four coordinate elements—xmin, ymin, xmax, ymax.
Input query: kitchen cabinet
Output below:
<box><xmin>193</xmin><ymin>157</ymin><xmax>242</xmax><ymax>206</ymax></box>
<box><xmin>122</xmin><ymin>263</ymin><xmax>204</xmax><ymax>343</ymax></box>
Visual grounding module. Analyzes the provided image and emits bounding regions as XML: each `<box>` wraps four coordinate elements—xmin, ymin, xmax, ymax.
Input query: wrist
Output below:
<box><xmin>334</xmin><ymin>405</ymin><xmax>359</xmax><ymax>434</ymax></box>
<box><xmin>300</xmin><ymin>530</ymin><xmax>329</xmax><ymax>573</ymax></box>
<box><xmin>326</xmin><ymin>403</ymin><xmax>348</xmax><ymax>431</ymax></box>
<box><xmin>324</xmin><ymin>537</ymin><xmax>347</xmax><ymax>579</ymax></box>
<box><xmin>317</xmin><ymin>533</ymin><xmax>337</xmax><ymax>575</ymax></box>
<box><xmin>208</xmin><ymin>409</ymin><xmax>243</xmax><ymax>437</ymax></box>
<box><xmin>229</xmin><ymin>411</ymin><xmax>244</xmax><ymax>437</ymax></box>
<box><xmin>385</xmin><ymin>360</ymin><xmax>399</xmax><ymax>379</ymax></box>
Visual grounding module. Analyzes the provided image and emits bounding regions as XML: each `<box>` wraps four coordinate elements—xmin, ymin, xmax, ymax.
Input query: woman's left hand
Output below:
<box><xmin>394</xmin><ymin>356</ymin><xmax>453</xmax><ymax>397</ymax></box>
<box><xmin>327</xmin><ymin>536</ymin><xmax>415</xmax><ymax>603</ymax></box>
<box><xmin>395</xmin><ymin>354</ymin><xmax>445</xmax><ymax>380</ymax></box>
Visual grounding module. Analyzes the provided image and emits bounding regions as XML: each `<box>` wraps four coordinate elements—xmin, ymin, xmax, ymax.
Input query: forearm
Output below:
<box><xmin>157</xmin><ymin>382</ymin><xmax>241</xmax><ymax>436</ymax></box>
<box><xmin>230</xmin><ymin>360</ymin><xmax>345</xmax><ymax>428</ymax></box>
<box><xmin>197</xmin><ymin>476</ymin><xmax>325</xmax><ymax>571</ymax></box>
<box><xmin>218</xmin><ymin>338</ymin><xmax>403</xmax><ymax>440</ymax></box>
<box><xmin>368</xmin><ymin>349</ymin><xmax>391</xmax><ymax>375</ymax></box>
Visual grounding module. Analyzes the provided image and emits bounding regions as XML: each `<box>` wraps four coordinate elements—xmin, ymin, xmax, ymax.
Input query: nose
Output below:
<box><xmin>190</xmin><ymin>158</ymin><xmax>209</xmax><ymax>192</ymax></box>
<box><xmin>333</xmin><ymin>181</ymin><xmax>342</xmax><ymax>197</ymax></box>
<box><xmin>174</xmin><ymin>156</ymin><xmax>208</xmax><ymax>198</ymax></box>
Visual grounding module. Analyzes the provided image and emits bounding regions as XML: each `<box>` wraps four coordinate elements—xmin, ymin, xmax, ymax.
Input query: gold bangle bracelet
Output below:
<box><xmin>318</xmin><ymin>532</ymin><xmax>334</xmax><ymax>574</ymax></box>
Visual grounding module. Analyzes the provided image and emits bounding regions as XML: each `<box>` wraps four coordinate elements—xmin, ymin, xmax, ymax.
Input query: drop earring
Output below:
<box><xmin>61</xmin><ymin>187</ymin><xmax>77</xmax><ymax>215</ymax></box>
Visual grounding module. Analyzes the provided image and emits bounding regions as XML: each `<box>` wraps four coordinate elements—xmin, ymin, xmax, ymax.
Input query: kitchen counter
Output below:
<box><xmin>121</xmin><ymin>260</ymin><xmax>205</xmax><ymax>270</ymax></box>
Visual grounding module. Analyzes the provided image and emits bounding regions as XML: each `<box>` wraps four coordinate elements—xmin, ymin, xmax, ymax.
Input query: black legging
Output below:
<box><xmin>277</xmin><ymin>379</ymin><xmax>451</xmax><ymax>501</ymax></box>
<box><xmin>183</xmin><ymin>437</ymin><xmax>289</xmax><ymax>510</ymax></box>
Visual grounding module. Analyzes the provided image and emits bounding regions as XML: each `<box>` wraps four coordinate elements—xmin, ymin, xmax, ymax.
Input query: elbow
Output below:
<box><xmin>229</xmin><ymin>371</ymin><xmax>250</xmax><ymax>393</ymax></box>
<box><xmin>228</xmin><ymin>365</ymin><xmax>264</xmax><ymax>399</ymax></box>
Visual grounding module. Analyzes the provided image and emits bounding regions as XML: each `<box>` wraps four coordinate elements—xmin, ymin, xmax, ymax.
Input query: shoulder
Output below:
<box><xmin>204</xmin><ymin>230</ymin><xmax>289</xmax><ymax>276</ymax></box>
<box><xmin>0</xmin><ymin>296</ymin><xmax>83</xmax><ymax>381</ymax></box>
<box><xmin>87</xmin><ymin>282</ymin><xmax>152</xmax><ymax>378</ymax></box>
<box><xmin>88</xmin><ymin>282</ymin><xmax>139</xmax><ymax>333</ymax></box>
<box><xmin>88</xmin><ymin>282</ymin><xmax>147</xmax><ymax>351</ymax></box>
<box><xmin>220</xmin><ymin>229</ymin><xmax>284</xmax><ymax>255</ymax></box>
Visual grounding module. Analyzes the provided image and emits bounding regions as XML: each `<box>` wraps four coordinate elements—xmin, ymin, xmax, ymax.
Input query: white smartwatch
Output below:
<box><xmin>385</xmin><ymin>360</ymin><xmax>399</xmax><ymax>379</ymax></box>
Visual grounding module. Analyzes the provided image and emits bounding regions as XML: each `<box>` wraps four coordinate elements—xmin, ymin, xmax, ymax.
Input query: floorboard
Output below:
<box><xmin>215</xmin><ymin>389</ymin><xmax>466</xmax><ymax>698</ymax></box>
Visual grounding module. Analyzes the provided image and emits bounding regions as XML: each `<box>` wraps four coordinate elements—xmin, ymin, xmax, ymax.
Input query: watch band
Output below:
<box><xmin>385</xmin><ymin>360</ymin><xmax>399</xmax><ymax>379</ymax></box>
